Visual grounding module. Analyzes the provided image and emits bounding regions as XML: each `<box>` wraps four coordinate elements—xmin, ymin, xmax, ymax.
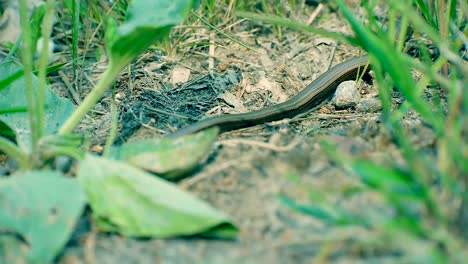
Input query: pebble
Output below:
<box><xmin>332</xmin><ymin>80</ymin><xmax>361</xmax><ymax>109</ymax></box>
<box><xmin>356</xmin><ymin>97</ymin><xmax>383</xmax><ymax>113</ymax></box>
<box><xmin>170</xmin><ymin>66</ymin><xmax>191</xmax><ymax>85</ymax></box>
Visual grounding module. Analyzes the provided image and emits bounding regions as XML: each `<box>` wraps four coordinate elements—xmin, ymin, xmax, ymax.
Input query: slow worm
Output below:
<box><xmin>168</xmin><ymin>56</ymin><xmax>370</xmax><ymax>137</ymax></box>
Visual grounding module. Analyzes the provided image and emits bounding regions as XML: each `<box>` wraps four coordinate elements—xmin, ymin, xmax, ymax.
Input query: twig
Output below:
<box><xmin>306</xmin><ymin>3</ymin><xmax>324</xmax><ymax>25</ymax></box>
<box><xmin>208</xmin><ymin>32</ymin><xmax>215</xmax><ymax>70</ymax></box>
<box><xmin>144</xmin><ymin>105</ymin><xmax>190</xmax><ymax>119</ymax></box>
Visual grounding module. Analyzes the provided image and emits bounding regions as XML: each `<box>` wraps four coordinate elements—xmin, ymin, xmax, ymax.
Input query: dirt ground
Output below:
<box><xmin>44</xmin><ymin>3</ymin><xmax>439</xmax><ymax>264</ymax></box>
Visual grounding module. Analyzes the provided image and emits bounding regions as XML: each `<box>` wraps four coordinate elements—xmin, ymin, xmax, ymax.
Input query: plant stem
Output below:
<box><xmin>18</xmin><ymin>0</ymin><xmax>38</xmax><ymax>156</ymax></box>
<box><xmin>58</xmin><ymin>64</ymin><xmax>122</xmax><ymax>134</ymax></box>
<box><xmin>103</xmin><ymin>88</ymin><xmax>118</xmax><ymax>157</ymax></box>
<box><xmin>0</xmin><ymin>137</ymin><xmax>29</xmax><ymax>170</ymax></box>
<box><xmin>36</xmin><ymin>0</ymin><xmax>56</xmax><ymax>139</ymax></box>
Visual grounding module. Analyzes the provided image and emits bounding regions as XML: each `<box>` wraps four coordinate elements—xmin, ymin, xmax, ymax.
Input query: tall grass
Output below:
<box><xmin>238</xmin><ymin>0</ymin><xmax>467</xmax><ymax>261</ymax></box>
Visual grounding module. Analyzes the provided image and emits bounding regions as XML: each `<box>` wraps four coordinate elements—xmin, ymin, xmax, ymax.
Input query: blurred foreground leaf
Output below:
<box><xmin>78</xmin><ymin>155</ymin><xmax>238</xmax><ymax>239</ymax></box>
<box><xmin>0</xmin><ymin>61</ymin><xmax>75</xmax><ymax>150</ymax></box>
<box><xmin>109</xmin><ymin>128</ymin><xmax>218</xmax><ymax>180</ymax></box>
<box><xmin>0</xmin><ymin>171</ymin><xmax>86</xmax><ymax>263</ymax></box>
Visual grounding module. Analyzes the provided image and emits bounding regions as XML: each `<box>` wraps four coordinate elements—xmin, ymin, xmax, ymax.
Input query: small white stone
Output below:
<box><xmin>115</xmin><ymin>92</ymin><xmax>125</xmax><ymax>103</ymax></box>
<box><xmin>332</xmin><ymin>80</ymin><xmax>361</xmax><ymax>109</ymax></box>
<box><xmin>36</xmin><ymin>37</ymin><xmax>55</xmax><ymax>59</ymax></box>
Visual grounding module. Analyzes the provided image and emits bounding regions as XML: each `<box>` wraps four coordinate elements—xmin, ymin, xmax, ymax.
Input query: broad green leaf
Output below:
<box><xmin>106</xmin><ymin>0</ymin><xmax>195</xmax><ymax>68</ymax></box>
<box><xmin>108</xmin><ymin>128</ymin><xmax>218</xmax><ymax>180</ymax></box>
<box><xmin>77</xmin><ymin>155</ymin><xmax>238</xmax><ymax>238</ymax></box>
<box><xmin>0</xmin><ymin>62</ymin><xmax>24</xmax><ymax>92</ymax></box>
<box><xmin>0</xmin><ymin>61</ymin><xmax>68</xmax><ymax>93</ymax></box>
<box><xmin>0</xmin><ymin>171</ymin><xmax>86</xmax><ymax>264</ymax></box>
<box><xmin>0</xmin><ymin>61</ymin><xmax>75</xmax><ymax>150</ymax></box>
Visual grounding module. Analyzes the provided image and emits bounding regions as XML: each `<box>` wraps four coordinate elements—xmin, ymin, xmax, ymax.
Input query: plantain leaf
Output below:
<box><xmin>0</xmin><ymin>171</ymin><xmax>86</xmax><ymax>263</ymax></box>
<box><xmin>77</xmin><ymin>155</ymin><xmax>238</xmax><ymax>239</ymax></box>
<box><xmin>0</xmin><ymin>61</ymin><xmax>75</xmax><ymax>151</ymax></box>
<box><xmin>108</xmin><ymin>128</ymin><xmax>218</xmax><ymax>180</ymax></box>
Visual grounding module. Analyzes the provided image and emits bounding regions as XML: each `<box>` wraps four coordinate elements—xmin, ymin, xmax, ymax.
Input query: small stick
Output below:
<box><xmin>306</xmin><ymin>3</ymin><xmax>324</xmax><ymax>25</ymax></box>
